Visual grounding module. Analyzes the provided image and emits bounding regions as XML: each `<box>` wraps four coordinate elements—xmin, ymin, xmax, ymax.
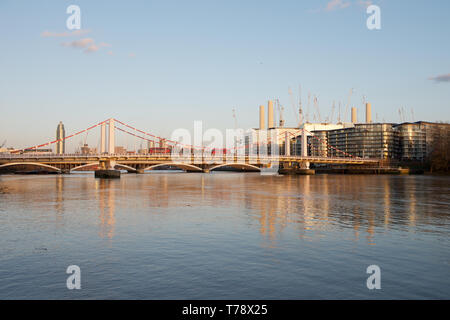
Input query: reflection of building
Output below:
<box><xmin>98</xmin><ymin>179</ymin><xmax>116</xmax><ymax>239</ymax></box>
<box><xmin>56</xmin><ymin>121</ymin><xmax>65</xmax><ymax>154</ymax></box>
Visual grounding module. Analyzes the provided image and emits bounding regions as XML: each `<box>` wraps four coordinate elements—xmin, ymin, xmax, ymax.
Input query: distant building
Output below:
<box><xmin>23</xmin><ymin>148</ymin><xmax>53</xmax><ymax>155</ymax></box>
<box><xmin>326</xmin><ymin>123</ymin><xmax>398</xmax><ymax>159</ymax></box>
<box><xmin>56</xmin><ymin>121</ymin><xmax>65</xmax><ymax>154</ymax></box>
<box><xmin>159</xmin><ymin>138</ymin><xmax>167</xmax><ymax>148</ymax></box>
<box><xmin>114</xmin><ymin>146</ymin><xmax>127</xmax><ymax>155</ymax></box>
<box><xmin>394</xmin><ymin>121</ymin><xmax>450</xmax><ymax>161</ymax></box>
<box><xmin>80</xmin><ymin>144</ymin><xmax>97</xmax><ymax>155</ymax></box>
<box><xmin>309</xmin><ymin>121</ymin><xmax>449</xmax><ymax>161</ymax></box>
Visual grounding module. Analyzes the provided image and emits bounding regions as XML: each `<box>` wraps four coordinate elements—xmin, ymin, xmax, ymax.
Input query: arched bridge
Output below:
<box><xmin>0</xmin><ymin>153</ymin><xmax>381</xmax><ymax>174</ymax></box>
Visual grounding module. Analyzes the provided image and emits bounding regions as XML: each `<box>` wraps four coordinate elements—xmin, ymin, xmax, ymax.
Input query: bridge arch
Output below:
<box><xmin>208</xmin><ymin>163</ymin><xmax>261</xmax><ymax>172</ymax></box>
<box><xmin>0</xmin><ymin>162</ymin><xmax>61</xmax><ymax>172</ymax></box>
<box><xmin>143</xmin><ymin>163</ymin><xmax>203</xmax><ymax>172</ymax></box>
<box><xmin>114</xmin><ymin>163</ymin><xmax>138</xmax><ymax>172</ymax></box>
<box><xmin>71</xmin><ymin>162</ymin><xmax>100</xmax><ymax>172</ymax></box>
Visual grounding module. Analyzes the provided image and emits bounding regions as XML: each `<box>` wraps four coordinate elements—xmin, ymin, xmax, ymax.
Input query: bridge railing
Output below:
<box><xmin>0</xmin><ymin>153</ymin><xmax>381</xmax><ymax>163</ymax></box>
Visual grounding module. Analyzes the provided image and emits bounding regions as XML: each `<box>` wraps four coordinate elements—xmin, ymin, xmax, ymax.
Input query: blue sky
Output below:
<box><xmin>0</xmin><ymin>0</ymin><xmax>449</xmax><ymax>150</ymax></box>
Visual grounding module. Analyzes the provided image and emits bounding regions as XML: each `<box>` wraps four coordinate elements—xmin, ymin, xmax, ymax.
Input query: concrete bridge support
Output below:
<box><xmin>96</xmin><ymin>158</ymin><xmax>121</xmax><ymax>178</ymax></box>
<box><xmin>108</xmin><ymin>118</ymin><xmax>115</xmax><ymax>155</ymax></box>
<box><xmin>101</xmin><ymin>122</ymin><xmax>106</xmax><ymax>154</ymax></box>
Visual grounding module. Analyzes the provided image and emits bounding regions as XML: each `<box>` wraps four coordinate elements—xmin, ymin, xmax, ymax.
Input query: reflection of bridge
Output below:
<box><xmin>0</xmin><ymin>153</ymin><xmax>381</xmax><ymax>174</ymax></box>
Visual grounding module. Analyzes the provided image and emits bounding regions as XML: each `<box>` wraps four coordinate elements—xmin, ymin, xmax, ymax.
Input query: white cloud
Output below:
<box><xmin>85</xmin><ymin>44</ymin><xmax>99</xmax><ymax>53</ymax></box>
<box><xmin>62</xmin><ymin>38</ymin><xmax>95</xmax><ymax>49</ymax></box>
<box><xmin>61</xmin><ymin>38</ymin><xmax>112</xmax><ymax>54</ymax></box>
<box><xmin>429</xmin><ymin>74</ymin><xmax>450</xmax><ymax>83</ymax></box>
<box><xmin>43</xmin><ymin>29</ymin><xmax>115</xmax><ymax>55</ymax></box>
<box><xmin>357</xmin><ymin>0</ymin><xmax>373</xmax><ymax>8</ymax></box>
<box><xmin>41</xmin><ymin>29</ymin><xmax>91</xmax><ymax>37</ymax></box>
<box><xmin>326</xmin><ymin>0</ymin><xmax>351</xmax><ymax>11</ymax></box>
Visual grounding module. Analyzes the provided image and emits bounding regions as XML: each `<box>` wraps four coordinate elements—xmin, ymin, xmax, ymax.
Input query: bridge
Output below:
<box><xmin>0</xmin><ymin>118</ymin><xmax>382</xmax><ymax>175</ymax></box>
<box><xmin>0</xmin><ymin>153</ymin><xmax>381</xmax><ymax>174</ymax></box>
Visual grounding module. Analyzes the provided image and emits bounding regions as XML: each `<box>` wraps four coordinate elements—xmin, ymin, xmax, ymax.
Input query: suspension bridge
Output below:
<box><xmin>0</xmin><ymin>118</ymin><xmax>382</xmax><ymax>175</ymax></box>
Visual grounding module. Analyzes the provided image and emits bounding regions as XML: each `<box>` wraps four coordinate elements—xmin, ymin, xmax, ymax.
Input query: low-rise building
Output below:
<box><xmin>394</xmin><ymin>121</ymin><xmax>450</xmax><ymax>161</ymax></box>
<box><xmin>326</xmin><ymin>123</ymin><xmax>398</xmax><ymax>159</ymax></box>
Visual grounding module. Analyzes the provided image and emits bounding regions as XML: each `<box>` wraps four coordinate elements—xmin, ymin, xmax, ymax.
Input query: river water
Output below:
<box><xmin>0</xmin><ymin>172</ymin><xmax>449</xmax><ymax>299</ymax></box>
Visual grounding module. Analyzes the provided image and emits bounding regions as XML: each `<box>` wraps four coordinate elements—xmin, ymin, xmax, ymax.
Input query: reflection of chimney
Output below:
<box><xmin>366</xmin><ymin>102</ymin><xmax>372</xmax><ymax>123</ymax></box>
<box><xmin>259</xmin><ymin>105</ymin><xmax>265</xmax><ymax>130</ymax></box>
<box><xmin>268</xmin><ymin>100</ymin><xmax>274</xmax><ymax>129</ymax></box>
<box><xmin>351</xmin><ymin>107</ymin><xmax>357</xmax><ymax>123</ymax></box>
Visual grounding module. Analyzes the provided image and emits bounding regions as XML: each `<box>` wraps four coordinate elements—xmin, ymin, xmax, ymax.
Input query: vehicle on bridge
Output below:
<box><xmin>149</xmin><ymin>147</ymin><xmax>172</xmax><ymax>154</ymax></box>
<box><xmin>211</xmin><ymin>148</ymin><xmax>230</xmax><ymax>155</ymax></box>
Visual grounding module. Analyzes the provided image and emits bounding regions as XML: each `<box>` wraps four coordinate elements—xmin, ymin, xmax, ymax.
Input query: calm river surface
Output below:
<box><xmin>0</xmin><ymin>173</ymin><xmax>449</xmax><ymax>299</ymax></box>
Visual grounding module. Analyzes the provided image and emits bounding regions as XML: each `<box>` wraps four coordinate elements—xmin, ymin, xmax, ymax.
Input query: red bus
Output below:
<box><xmin>149</xmin><ymin>147</ymin><xmax>171</xmax><ymax>154</ymax></box>
<box><xmin>211</xmin><ymin>148</ymin><xmax>230</xmax><ymax>155</ymax></box>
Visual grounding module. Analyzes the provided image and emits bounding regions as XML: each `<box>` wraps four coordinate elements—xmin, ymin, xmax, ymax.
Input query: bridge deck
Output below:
<box><xmin>0</xmin><ymin>153</ymin><xmax>380</xmax><ymax>165</ymax></box>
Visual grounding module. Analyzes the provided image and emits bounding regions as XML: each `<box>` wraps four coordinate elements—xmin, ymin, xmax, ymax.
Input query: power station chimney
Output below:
<box><xmin>366</xmin><ymin>102</ymin><xmax>372</xmax><ymax>123</ymax></box>
<box><xmin>259</xmin><ymin>105</ymin><xmax>265</xmax><ymax>130</ymax></box>
<box><xmin>267</xmin><ymin>100</ymin><xmax>274</xmax><ymax>129</ymax></box>
<box><xmin>351</xmin><ymin>107</ymin><xmax>357</xmax><ymax>123</ymax></box>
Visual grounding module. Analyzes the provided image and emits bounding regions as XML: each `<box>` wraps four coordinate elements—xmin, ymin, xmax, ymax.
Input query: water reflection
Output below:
<box><xmin>1</xmin><ymin>173</ymin><xmax>449</xmax><ymax>244</ymax></box>
<box><xmin>98</xmin><ymin>179</ymin><xmax>116</xmax><ymax>240</ymax></box>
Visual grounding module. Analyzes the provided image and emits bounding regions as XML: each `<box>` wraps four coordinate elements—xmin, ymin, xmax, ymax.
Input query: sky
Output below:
<box><xmin>0</xmin><ymin>0</ymin><xmax>449</xmax><ymax>150</ymax></box>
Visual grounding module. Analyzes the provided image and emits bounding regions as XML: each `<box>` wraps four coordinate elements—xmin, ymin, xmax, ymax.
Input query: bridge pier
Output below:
<box><xmin>96</xmin><ymin>158</ymin><xmax>121</xmax><ymax>178</ymax></box>
<box><xmin>95</xmin><ymin>170</ymin><xmax>121</xmax><ymax>179</ymax></box>
<box><xmin>279</xmin><ymin>161</ymin><xmax>315</xmax><ymax>175</ymax></box>
<box><xmin>295</xmin><ymin>168</ymin><xmax>315</xmax><ymax>175</ymax></box>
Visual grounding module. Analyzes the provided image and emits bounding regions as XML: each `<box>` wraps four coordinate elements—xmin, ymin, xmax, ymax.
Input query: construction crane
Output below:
<box><xmin>313</xmin><ymin>95</ymin><xmax>321</xmax><ymax>123</ymax></box>
<box><xmin>288</xmin><ymin>87</ymin><xmax>298</xmax><ymax>126</ymax></box>
<box><xmin>276</xmin><ymin>99</ymin><xmax>285</xmax><ymax>127</ymax></box>
<box><xmin>0</xmin><ymin>140</ymin><xmax>6</xmax><ymax>148</ymax></box>
<box><xmin>345</xmin><ymin>88</ymin><xmax>354</xmax><ymax>123</ymax></box>
<box><xmin>338</xmin><ymin>101</ymin><xmax>342</xmax><ymax>123</ymax></box>
<box><xmin>298</xmin><ymin>85</ymin><xmax>303</xmax><ymax>126</ymax></box>
<box><xmin>232</xmin><ymin>108</ymin><xmax>238</xmax><ymax>129</ymax></box>
<box><xmin>306</xmin><ymin>92</ymin><xmax>311</xmax><ymax>123</ymax></box>
<box><xmin>330</xmin><ymin>101</ymin><xmax>335</xmax><ymax>124</ymax></box>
